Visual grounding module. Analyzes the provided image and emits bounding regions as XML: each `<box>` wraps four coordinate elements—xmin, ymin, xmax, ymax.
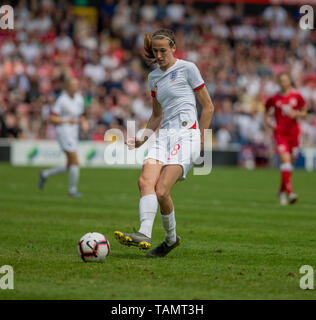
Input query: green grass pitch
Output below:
<box><xmin>0</xmin><ymin>163</ymin><xmax>315</xmax><ymax>300</ymax></box>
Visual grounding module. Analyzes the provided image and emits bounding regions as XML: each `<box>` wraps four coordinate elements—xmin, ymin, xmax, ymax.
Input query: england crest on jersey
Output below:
<box><xmin>170</xmin><ymin>70</ymin><xmax>177</xmax><ymax>82</ymax></box>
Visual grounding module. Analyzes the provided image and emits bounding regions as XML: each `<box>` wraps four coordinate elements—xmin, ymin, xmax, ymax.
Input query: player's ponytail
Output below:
<box><xmin>143</xmin><ymin>32</ymin><xmax>155</xmax><ymax>66</ymax></box>
<box><xmin>60</xmin><ymin>72</ymin><xmax>71</xmax><ymax>88</ymax></box>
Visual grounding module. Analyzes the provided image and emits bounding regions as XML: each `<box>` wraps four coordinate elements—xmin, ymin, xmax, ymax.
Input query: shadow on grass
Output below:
<box><xmin>110</xmin><ymin>251</ymin><xmax>150</xmax><ymax>260</ymax></box>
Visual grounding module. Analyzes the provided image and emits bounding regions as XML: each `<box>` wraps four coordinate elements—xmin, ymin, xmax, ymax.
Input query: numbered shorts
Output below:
<box><xmin>57</xmin><ymin>133</ymin><xmax>78</xmax><ymax>152</ymax></box>
<box><xmin>275</xmin><ymin>135</ymin><xmax>299</xmax><ymax>158</ymax></box>
<box><xmin>144</xmin><ymin>128</ymin><xmax>201</xmax><ymax>180</ymax></box>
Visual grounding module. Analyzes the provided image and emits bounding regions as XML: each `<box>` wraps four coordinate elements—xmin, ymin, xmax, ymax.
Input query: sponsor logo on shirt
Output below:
<box><xmin>289</xmin><ymin>98</ymin><xmax>297</xmax><ymax>106</ymax></box>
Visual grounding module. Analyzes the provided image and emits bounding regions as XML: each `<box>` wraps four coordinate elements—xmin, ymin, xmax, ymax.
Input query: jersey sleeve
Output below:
<box><xmin>148</xmin><ymin>73</ymin><xmax>156</xmax><ymax>97</ymax></box>
<box><xmin>51</xmin><ymin>96</ymin><xmax>63</xmax><ymax>115</ymax></box>
<box><xmin>185</xmin><ymin>62</ymin><xmax>205</xmax><ymax>91</ymax></box>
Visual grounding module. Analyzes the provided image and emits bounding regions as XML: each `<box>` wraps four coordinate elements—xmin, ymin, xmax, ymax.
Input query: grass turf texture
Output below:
<box><xmin>0</xmin><ymin>163</ymin><xmax>315</xmax><ymax>300</ymax></box>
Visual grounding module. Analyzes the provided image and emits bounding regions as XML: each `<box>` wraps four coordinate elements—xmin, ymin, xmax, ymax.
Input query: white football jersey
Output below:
<box><xmin>51</xmin><ymin>91</ymin><xmax>84</xmax><ymax>140</ymax></box>
<box><xmin>148</xmin><ymin>59</ymin><xmax>205</xmax><ymax>129</ymax></box>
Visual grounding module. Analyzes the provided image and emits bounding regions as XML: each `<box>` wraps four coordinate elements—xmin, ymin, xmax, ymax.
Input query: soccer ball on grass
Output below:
<box><xmin>78</xmin><ymin>232</ymin><xmax>110</xmax><ymax>262</ymax></box>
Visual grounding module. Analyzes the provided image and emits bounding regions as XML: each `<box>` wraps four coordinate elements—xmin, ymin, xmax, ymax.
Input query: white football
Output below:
<box><xmin>78</xmin><ymin>232</ymin><xmax>110</xmax><ymax>262</ymax></box>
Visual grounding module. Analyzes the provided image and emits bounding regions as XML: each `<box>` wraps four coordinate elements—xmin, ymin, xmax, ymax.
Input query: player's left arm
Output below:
<box><xmin>289</xmin><ymin>108</ymin><xmax>307</xmax><ymax>119</ymax></box>
<box><xmin>79</xmin><ymin>114</ymin><xmax>89</xmax><ymax>134</ymax></box>
<box><xmin>289</xmin><ymin>94</ymin><xmax>307</xmax><ymax>119</ymax></box>
<box><xmin>79</xmin><ymin>96</ymin><xmax>89</xmax><ymax>134</ymax></box>
<box><xmin>195</xmin><ymin>85</ymin><xmax>215</xmax><ymax>147</ymax></box>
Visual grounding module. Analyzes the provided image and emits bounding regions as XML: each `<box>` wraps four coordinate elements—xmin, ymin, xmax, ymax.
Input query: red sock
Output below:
<box><xmin>281</xmin><ymin>170</ymin><xmax>292</xmax><ymax>194</ymax></box>
<box><xmin>280</xmin><ymin>172</ymin><xmax>286</xmax><ymax>192</ymax></box>
<box><xmin>280</xmin><ymin>163</ymin><xmax>293</xmax><ymax>194</ymax></box>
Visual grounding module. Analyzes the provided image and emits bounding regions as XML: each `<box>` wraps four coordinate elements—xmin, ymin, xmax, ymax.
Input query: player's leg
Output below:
<box><xmin>114</xmin><ymin>159</ymin><xmax>163</xmax><ymax>249</ymax></box>
<box><xmin>66</xmin><ymin>151</ymin><xmax>82</xmax><ymax>198</ymax></box>
<box><xmin>147</xmin><ymin>130</ymin><xmax>200</xmax><ymax>257</ymax></box>
<box><xmin>279</xmin><ymin>152</ymin><xmax>292</xmax><ymax>192</ymax></box>
<box><xmin>278</xmin><ymin>148</ymin><xmax>294</xmax><ymax>205</ymax></box>
<box><xmin>38</xmin><ymin>139</ymin><xmax>69</xmax><ymax>190</ymax></box>
<box><xmin>137</xmin><ymin>159</ymin><xmax>163</xmax><ymax>236</ymax></box>
<box><xmin>39</xmin><ymin>164</ymin><xmax>67</xmax><ymax>189</ymax></box>
<box><xmin>39</xmin><ymin>134</ymin><xmax>70</xmax><ymax>190</ymax></box>
<box><xmin>287</xmin><ymin>143</ymin><xmax>299</xmax><ymax>204</ymax></box>
<box><xmin>275</xmin><ymin>137</ymin><xmax>290</xmax><ymax>205</ymax></box>
<box><xmin>156</xmin><ymin>164</ymin><xmax>183</xmax><ymax>243</ymax></box>
<box><xmin>146</xmin><ymin>164</ymin><xmax>182</xmax><ymax>258</ymax></box>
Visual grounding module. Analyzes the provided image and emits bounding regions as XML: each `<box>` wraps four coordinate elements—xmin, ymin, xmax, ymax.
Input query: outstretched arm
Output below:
<box><xmin>80</xmin><ymin>115</ymin><xmax>89</xmax><ymax>134</ymax></box>
<box><xmin>195</xmin><ymin>85</ymin><xmax>215</xmax><ymax>147</ymax></box>
<box><xmin>287</xmin><ymin>108</ymin><xmax>307</xmax><ymax>119</ymax></box>
<box><xmin>144</xmin><ymin>97</ymin><xmax>163</xmax><ymax>134</ymax></box>
<box><xmin>50</xmin><ymin>113</ymin><xmax>77</xmax><ymax>125</ymax></box>
<box><xmin>264</xmin><ymin>109</ymin><xmax>276</xmax><ymax>130</ymax></box>
<box><xmin>126</xmin><ymin>97</ymin><xmax>163</xmax><ymax>149</ymax></box>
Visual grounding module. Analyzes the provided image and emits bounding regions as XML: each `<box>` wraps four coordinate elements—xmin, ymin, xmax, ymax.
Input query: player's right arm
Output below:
<box><xmin>142</xmin><ymin>96</ymin><xmax>163</xmax><ymax>135</ymax></box>
<box><xmin>264</xmin><ymin>97</ymin><xmax>276</xmax><ymax>130</ymax></box>
<box><xmin>126</xmin><ymin>97</ymin><xmax>163</xmax><ymax>149</ymax></box>
<box><xmin>50</xmin><ymin>96</ymin><xmax>77</xmax><ymax>126</ymax></box>
<box><xmin>50</xmin><ymin>113</ymin><xmax>77</xmax><ymax>125</ymax></box>
<box><xmin>287</xmin><ymin>93</ymin><xmax>307</xmax><ymax>119</ymax></box>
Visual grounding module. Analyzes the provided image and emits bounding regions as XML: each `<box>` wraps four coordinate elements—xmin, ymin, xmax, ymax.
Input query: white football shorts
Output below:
<box><xmin>144</xmin><ymin>128</ymin><xmax>201</xmax><ymax>180</ymax></box>
<box><xmin>57</xmin><ymin>132</ymin><xmax>78</xmax><ymax>152</ymax></box>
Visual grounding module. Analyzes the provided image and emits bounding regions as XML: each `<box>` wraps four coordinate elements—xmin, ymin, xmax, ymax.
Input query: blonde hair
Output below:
<box><xmin>143</xmin><ymin>29</ymin><xmax>176</xmax><ymax>66</ymax></box>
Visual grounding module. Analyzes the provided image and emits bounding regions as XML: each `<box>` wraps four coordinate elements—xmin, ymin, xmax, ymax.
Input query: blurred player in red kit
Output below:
<box><xmin>265</xmin><ymin>72</ymin><xmax>307</xmax><ymax>205</ymax></box>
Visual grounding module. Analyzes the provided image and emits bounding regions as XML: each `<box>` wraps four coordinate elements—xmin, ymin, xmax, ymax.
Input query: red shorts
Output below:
<box><xmin>274</xmin><ymin>135</ymin><xmax>299</xmax><ymax>157</ymax></box>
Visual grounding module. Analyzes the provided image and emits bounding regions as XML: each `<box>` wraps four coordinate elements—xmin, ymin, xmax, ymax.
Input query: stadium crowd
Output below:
<box><xmin>0</xmin><ymin>0</ymin><xmax>315</xmax><ymax>166</ymax></box>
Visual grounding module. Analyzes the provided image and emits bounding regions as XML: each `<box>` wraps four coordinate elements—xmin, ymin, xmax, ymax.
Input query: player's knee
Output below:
<box><xmin>138</xmin><ymin>175</ymin><xmax>152</xmax><ymax>193</ymax></box>
<box><xmin>280</xmin><ymin>152</ymin><xmax>291</xmax><ymax>164</ymax></box>
<box><xmin>68</xmin><ymin>152</ymin><xmax>79</xmax><ymax>166</ymax></box>
<box><xmin>155</xmin><ymin>184</ymin><xmax>169</xmax><ymax>202</ymax></box>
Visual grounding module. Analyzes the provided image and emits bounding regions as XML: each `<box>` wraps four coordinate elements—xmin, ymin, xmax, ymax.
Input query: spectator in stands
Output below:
<box><xmin>0</xmin><ymin>0</ymin><xmax>315</xmax><ymax>170</ymax></box>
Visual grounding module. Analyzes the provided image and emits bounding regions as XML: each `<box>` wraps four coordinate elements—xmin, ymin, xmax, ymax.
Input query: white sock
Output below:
<box><xmin>69</xmin><ymin>165</ymin><xmax>80</xmax><ymax>194</ymax></box>
<box><xmin>42</xmin><ymin>166</ymin><xmax>67</xmax><ymax>178</ymax></box>
<box><xmin>280</xmin><ymin>163</ymin><xmax>293</xmax><ymax>171</ymax></box>
<box><xmin>138</xmin><ymin>194</ymin><xmax>158</xmax><ymax>238</ymax></box>
<box><xmin>161</xmin><ymin>210</ymin><xmax>176</xmax><ymax>246</ymax></box>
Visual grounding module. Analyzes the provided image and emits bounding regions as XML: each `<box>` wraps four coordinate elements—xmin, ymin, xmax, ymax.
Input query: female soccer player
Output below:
<box><xmin>265</xmin><ymin>72</ymin><xmax>306</xmax><ymax>205</ymax></box>
<box><xmin>38</xmin><ymin>77</ymin><xmax>89</xmax><ymax>198</ymax></box>
<box><xmin>114</xmin><ymin>29</ymin><xmax>214</xmax><ymax>257</ymax></box>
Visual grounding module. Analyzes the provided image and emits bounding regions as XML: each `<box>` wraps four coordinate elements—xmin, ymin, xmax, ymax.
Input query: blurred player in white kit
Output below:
<box><xmin>38</xmin><ymin>77</ymin><xmax>89</xmax><ymax>198</ymax></box>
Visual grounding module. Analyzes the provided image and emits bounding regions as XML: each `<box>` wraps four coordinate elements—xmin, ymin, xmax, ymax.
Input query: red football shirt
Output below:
<box><xmin>265</xmin><ymin>88</ymin><xmax>306</xmax><ymax>138</ymax></box>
